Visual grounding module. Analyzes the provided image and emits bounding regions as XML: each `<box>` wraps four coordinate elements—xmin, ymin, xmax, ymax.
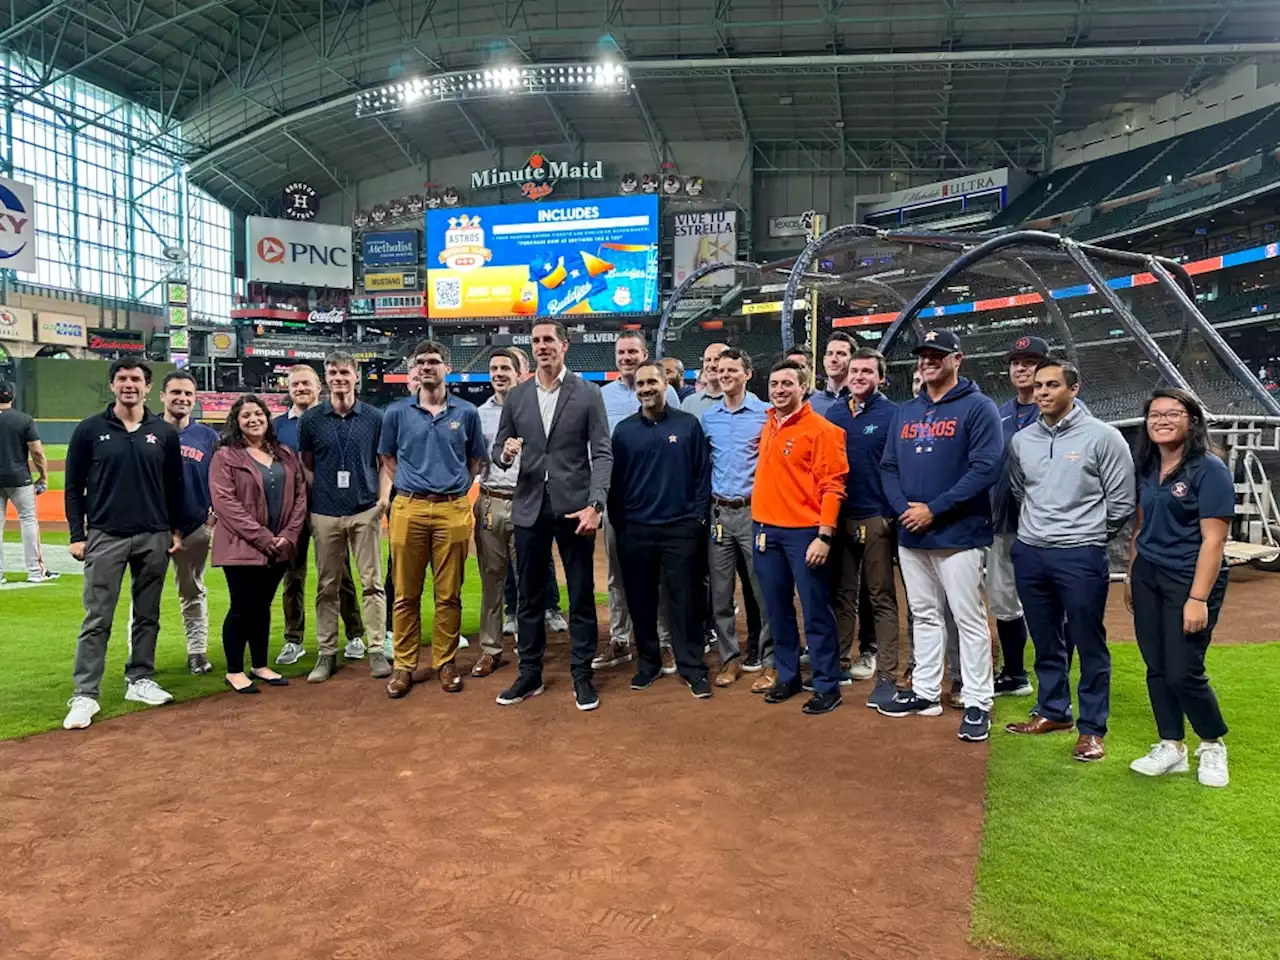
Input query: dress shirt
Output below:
<box><xmin>700</xmin><ymin>392</ymin><xmax>770</xmax><ymax>500</ymax></box>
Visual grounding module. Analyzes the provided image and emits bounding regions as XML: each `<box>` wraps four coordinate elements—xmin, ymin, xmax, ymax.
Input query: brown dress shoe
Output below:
<box><xmin>750</xmin><ymin>667</ymin><xmax>778</xmax><ymax>694</ymax></box>
<box><xmin>1074</xmin><ymin>734</ymin><xmax>1105</xmax><ymax>762</ymax></box>
<box><xmin>715</xmin><ymin>659</ymin><xmax>744</xmax><ymax>688</ymax></box>
<box><xmin>386</xmin><ymin>669</ymin><xmax>413</xmax><ymax>699</ymax></box>
<box><xmin>471</xmin><ymin>653</ymin><xmax>503</xmax><ymax>678</ymax></box>
<box><xmin>1005</xmin><ymin>715</ymin><xmax>1074</xmax><ymax>735</ymax></box>
<box><xmin>439</xmin><ymin>661</ymin><xmax>463</xmax><ymax>693</ymax></box>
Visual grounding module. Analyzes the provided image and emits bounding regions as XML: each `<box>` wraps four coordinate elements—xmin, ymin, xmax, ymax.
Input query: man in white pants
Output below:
<box><xmin>0</xmin><ymin>379</ymin><xmax>56</xmax><ymax>583</ymax></box>
<box><xmin>878</xmin><ymin>330</ymin><xmax>1004</xmax><ymax>742</ymax></box>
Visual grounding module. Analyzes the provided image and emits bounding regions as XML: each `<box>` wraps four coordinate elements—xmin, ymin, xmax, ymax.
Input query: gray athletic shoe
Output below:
<box><xmin>308</xmin><ymin>654</ymin><xmax>338</xmax><ymax>683</ymax></box>
<box><xmin>545</xmin><ymin>610</ymin><xmax>569</xmax><ymax>633</ymax></box>
<box><xmin>344</xmin><ymin>637</ymin><xmax>367</xmax><ymax>661</ymax></box>
<box><xmin>851</xmin><ymin>651</ymin><xmax>877</xmax><ymax>680</ymax></box>
<box><xmin>276</xmin><ymin>641</ymin><xmax>306</xmax><ymax>666</ymax></box>
<box><xmin>369</xmin><ymin>650</ymin><xmax>393</xmax><ymax>679</ymax></box>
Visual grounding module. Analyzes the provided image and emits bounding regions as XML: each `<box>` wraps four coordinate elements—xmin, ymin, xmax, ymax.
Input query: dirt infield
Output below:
<box><xmin>0</xmin><ymin>631</ymin><xmax>988</xmax><ymax>960</ymax></box>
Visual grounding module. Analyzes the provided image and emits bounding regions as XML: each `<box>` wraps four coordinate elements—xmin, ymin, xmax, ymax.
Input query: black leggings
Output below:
<box><xmin>223</xmin><ymin>563</ymin><xmax>288</xmax><ymax>673</ymax></box>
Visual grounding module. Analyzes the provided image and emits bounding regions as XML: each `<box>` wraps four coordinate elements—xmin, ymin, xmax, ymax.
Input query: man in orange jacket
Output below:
<box><xmin>752</xmin><ymin>358</ymin><xmax>850</xmax><ymax>714</ymax></box>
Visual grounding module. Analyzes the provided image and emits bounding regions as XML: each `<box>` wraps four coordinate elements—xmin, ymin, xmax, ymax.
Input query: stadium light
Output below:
<box><xmin>354</xmin><ymin>62</ymin><xmax>629</xmax><ymax>118</ymax></box>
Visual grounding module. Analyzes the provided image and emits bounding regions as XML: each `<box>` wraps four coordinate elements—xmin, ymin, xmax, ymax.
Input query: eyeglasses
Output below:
<box><xmin>1146</xmin><ymin>410</ymin><xmax>1188</xmax><ymax>423</ymax></box>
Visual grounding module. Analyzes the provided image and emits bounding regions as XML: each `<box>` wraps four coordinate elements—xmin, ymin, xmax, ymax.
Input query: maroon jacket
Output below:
<box><xmin>209</xmin><ymin>444</ymin><xmax>307</xmax><ymax>566</ymax></box>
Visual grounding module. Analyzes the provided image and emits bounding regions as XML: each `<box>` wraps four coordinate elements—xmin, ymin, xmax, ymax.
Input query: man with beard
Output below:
<box><xmin>273</xmin><ymin>364</ymin><xmax>368</xmax><ymax>668</ymax></box>
<box><xmin>611</xmin><ymin>362</ymin><xmax>712</xmax><ymax>696</ymax></box>
<box><xmin>158</xmin><ymin>371</ymin><xmax>219</xmax><ymax>675</ymax></box>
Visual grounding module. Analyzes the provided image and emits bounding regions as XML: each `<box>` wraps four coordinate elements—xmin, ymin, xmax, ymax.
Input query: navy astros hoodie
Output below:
<box><xmin>880</xmin><ymin>377</ymin><xmax>1004</xmax><ymax>550</ymax></box>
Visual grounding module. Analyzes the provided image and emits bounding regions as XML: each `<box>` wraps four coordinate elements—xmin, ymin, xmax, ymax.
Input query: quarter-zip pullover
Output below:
<box><xmin>752</xmin><ymin>402</ymin><xmax>848</xmax><ymax>529</ymax></box>
<box><xmin>609</xmin><ymin>406</ymin><xmax>710</xmax><ymax>524</ymax></box>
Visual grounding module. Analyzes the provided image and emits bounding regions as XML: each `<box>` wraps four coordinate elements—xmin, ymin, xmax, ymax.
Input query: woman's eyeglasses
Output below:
<box><xmin>1146</xmin><ymin>410</ymin><xmax>1188</xmax><ymax>423</ymax></box>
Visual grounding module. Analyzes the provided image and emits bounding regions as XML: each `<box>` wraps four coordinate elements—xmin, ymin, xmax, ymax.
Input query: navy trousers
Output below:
<box><xmin>1011</xmin><ymin>541</ymin><xmax>1111</xmax><ymax>736</ymax></box>
<box><xmin>752</xmin><ymin>523</ymin><xmax>841</xmax><ymax>697</ymax></box>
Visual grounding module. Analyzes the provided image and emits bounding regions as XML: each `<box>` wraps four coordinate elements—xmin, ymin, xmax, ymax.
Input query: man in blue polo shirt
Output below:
<box><xmin>379</xmin><ymin>339</ymin><xmax>487</xmax><ymax>699</ymax></box>
<box><xmin>298</xmin><ymin>351</ymin><xmax>388</xmax><ymax>684</ymax></box>
<box><xmin>702</xmin><ymin>348</ymin><xmax>774</xmax><ymax>690</ymax></box>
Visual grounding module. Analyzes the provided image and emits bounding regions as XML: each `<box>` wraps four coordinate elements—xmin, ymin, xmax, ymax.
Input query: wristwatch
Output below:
<box><xmin>817</xmin><ymin>533</ymin><xmax>833</xmax><ymax>545</ymax></box>
<box><xmin>588</xmin><ymin>500</ymin><xmax>605</xmax><ymax>514</ymax></box>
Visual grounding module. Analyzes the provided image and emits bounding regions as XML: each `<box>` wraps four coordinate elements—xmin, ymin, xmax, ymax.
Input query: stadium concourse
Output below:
<box><xmin>4</xmin><ymin>4</ymin><xmax>1280</xmax><ymax>960</ymax></box>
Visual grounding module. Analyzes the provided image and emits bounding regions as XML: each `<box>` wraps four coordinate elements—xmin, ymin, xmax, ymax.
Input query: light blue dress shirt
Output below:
<box><xmin>600</xmin><ymin>377</ymin><xmax>681</xmax><ymax>435</ymax></box>
<box><xmin>700</xmin><ymin>392</ymin><xmax>771</xmax><ymax>499</ymax></box>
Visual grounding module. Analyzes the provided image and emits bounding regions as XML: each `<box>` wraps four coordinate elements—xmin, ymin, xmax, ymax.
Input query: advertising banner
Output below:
<box><xmin>672</xmin><ymin>210</ymin><xmax>738</xmax><ymax>287</ymax></box>
<box><xmin>247</xmin><ymin>216</ymin><xmax>354</xmax><ymax>289</ymax></box>
<box><xmin>426</xmin><ymin>195</ymin><xmax>659</xmax><ymax>319</ymax></box>
<box><xmin>0</xmin><ymin>305</ymin><xmax>34</xmax><ymax>342</ymax></box>
<box><xmin>197</xmin><ymin>391</ymin><xmax>288</xmax><ymax>419</ymax></box>
<box><xmin>36</xmin><ymin>311</ymin><xmax>88</xmax><ymax>347</ymax></box>
<box><xmin>88</xmin><ymin>328</ymin><xmax>146</xmax><ymax>353</ymax></box>
<box><xmin>768</xmin><ymin>212</ymin><xmax>821</xmax><ymax>238</ymax></box>
<box><xmin>0</xmin><ymin>175</ymin><xmax>37</xmax><ymax>275</ymax></box>
<box><xmin>363</xmin><ymin>231</ymin><xmax>419</xmax><ymax>268</ymax></box>
<box><xmin>207</xmin><ymin>330</ymin><xmax>238</xmax><ymax>358</ymax></box>
<box><xmin>244</xmin><ymin>344</ymin><xmax>329</xmax><ymax>360</ymax></box>
<box><xmin>365</xmin><ymin>270</ymin><xmax>418</xmax><ymax>291</ymax></box>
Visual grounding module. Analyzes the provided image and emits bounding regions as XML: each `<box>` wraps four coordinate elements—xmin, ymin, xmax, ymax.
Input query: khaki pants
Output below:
<box><xmin>833</xmin><ymin>515</ymin><xmax>907</xmax><ymax>686</ymax></box>
<box><xmin>389</xmin><ymin>494</ymin><xmax>472</xmax><ymax>671</ymax></box>
<box><xmin>474</xmin><ymin>492</ymin><xmax>517</xmax><ymax>657</ymax></box>
<box><xmin>169</xmin><ymin>523</ymin><xmax>211</xmax><ymax>655</ymax></box>
<box><xmin>312</xmin><ymin>505</ymin><xmax>386</xmax><ymax>657</ymax></box>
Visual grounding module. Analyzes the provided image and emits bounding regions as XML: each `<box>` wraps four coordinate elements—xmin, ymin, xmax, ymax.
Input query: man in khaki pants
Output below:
<box><xmin>298</xmin><ymin>351</ymin><xmax>389</xmax><ymax>683</ymax></box>
<box><xmin>472</xmin><ymin>348</ymin><xmax>522</xmax><ymax>677</ymax></box>
<box><xmin>378</xmin><ymin>339</ymin><xmax>487</xmax><ymax>699</ymax></box>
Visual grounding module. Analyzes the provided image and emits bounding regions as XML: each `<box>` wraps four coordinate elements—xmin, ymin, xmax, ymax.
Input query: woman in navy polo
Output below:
<box><xmin>1125</xmin><ymin>388</ymin><xmax>1233</xmax><ymax>787</ymax></box>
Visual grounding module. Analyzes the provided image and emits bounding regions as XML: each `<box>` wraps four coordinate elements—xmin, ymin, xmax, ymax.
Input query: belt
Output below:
<box><xmin>404</xmin><ymin>491</ymin><xmax>465</xmax><ymax>503</ymax></box>
<box><xmin>480</xmin><ymin>487</ymin><xmax>515</xmax><ymax>501</ymax></box>
<box><xmin>712</xmin><ymin>495</ymin><xmax>751</xmax><ymax>508</ymax></box>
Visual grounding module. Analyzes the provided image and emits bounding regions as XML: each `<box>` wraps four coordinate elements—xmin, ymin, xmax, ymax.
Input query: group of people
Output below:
<box><xmin>49</xmin><ymin>322</ymin><xmax>1236</xmax><ymax>787</ymax></box>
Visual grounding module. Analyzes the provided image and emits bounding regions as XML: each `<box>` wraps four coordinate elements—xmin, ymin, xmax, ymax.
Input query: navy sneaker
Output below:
<box><xmin>876</xmin><ymin>690</ymin><xmax>943</xmax><ymax>718</ymax></box>
<box><xmin>994</xmin><ymin>672</ymin><xmax>1033</xmax><ymax>697</ymax></box>
<box><xmin>959</xmin><ymin>706</ymin><xmax>992</xmax><ymax>742</ymax></box>
<box><xmin>630</xmin><ymin>670</ymin><xmax>660</xmax><ymax>691</ymax></box>
<box><xmin>838</xmin><ymin>667</ymin><xmax>855</xmax><ymax>687</ymax></box>
<box><xmin>574</xmin><ymin>675</ymin><xmax>600</xmax><ymax>712</ymax></box>
<box><xmin>688</xmin><ymin>676</ymin><xmax>712</xmax><ymax>699</ymax></box>
<box><xmin>802</xmin><ymin>691</ymin><xmax>842</xmax><ymax>715</ymax></box>
<box><xmin>496</xmin><ymin>672</ymin><xmax>545</xmax><ymax>706</ymax></box>
<box><xmin>864</xmin><ymin>676</ymin><xmax>897</xmax><ymax>711</ymax></box>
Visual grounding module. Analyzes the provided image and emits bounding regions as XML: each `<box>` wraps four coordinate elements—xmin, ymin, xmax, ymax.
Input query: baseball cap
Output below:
<box><xmin>0</xmin><ymin>380</ymin><xmax>14</xmax><ymax>404</ymax></box>
<box><xmin>912</xmin><ymin>329</ymin><xmax>962</xmax><ymax>356</ymax></box>
<box><xmin>1004</xmin><ymin>335</ymin><xmax>1051</xmax><ymax>361</ymax></box>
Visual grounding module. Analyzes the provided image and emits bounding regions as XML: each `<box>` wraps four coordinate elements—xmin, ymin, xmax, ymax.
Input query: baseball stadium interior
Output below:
<box><xmin>2</xmin><ymin>4</ymin><xmax>1280</xmax><ymax>960</ymax></box>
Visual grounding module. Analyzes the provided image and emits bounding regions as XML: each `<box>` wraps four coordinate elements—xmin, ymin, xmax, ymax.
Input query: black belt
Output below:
<box><xmin>403</xmin><ymin>491</ymin><xmax>465</xmax><ymax>503</ymax></box>
<box><xmin>480</xmin><ymin>487</ymin><xmax>515</xmax><ymax>501</ymax></box>
<box><xmin>712</xmin><ymin>495</ymin><xmax>751</xmax><ymax>508</ymax></box>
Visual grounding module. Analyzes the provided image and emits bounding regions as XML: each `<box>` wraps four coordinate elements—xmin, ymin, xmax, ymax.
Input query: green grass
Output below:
<box><xmin>42</xmin><ymin>443</ymin><xmax>67</xmax><ymax>461</ymax></box>
<box><xmin>1</xmin><ymin>530</ymin><xmax>596</xmax><ymax>740</ymax></box>
<box><xmin>975</xmin><ymin>643</ymin><xmax>1280</xmax><ymax>960</ymax></box>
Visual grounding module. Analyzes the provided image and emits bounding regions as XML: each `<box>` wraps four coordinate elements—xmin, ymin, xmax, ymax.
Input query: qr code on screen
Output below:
<box><xmin>434</xmin><ymin>277</ymin><xmax>462</xmax><ymax>308</ymax></box>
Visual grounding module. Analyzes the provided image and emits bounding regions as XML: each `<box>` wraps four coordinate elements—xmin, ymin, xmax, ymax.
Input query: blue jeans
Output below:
<box><xmin>752</xmin><ymin>524</ymin><xmax>841</xmax><ymax>696</ymax></box>
<box><xmin>1011</xmin><ymin>541</ymin><xmax>1111</xmax><ymax>736</ymax></box>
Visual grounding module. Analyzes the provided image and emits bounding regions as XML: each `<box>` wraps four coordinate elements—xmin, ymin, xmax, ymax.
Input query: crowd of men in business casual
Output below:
<box><xmin>49</xmin><ymin>320</ymin><xmax>1236</xmax><ymax>787</ymax></box>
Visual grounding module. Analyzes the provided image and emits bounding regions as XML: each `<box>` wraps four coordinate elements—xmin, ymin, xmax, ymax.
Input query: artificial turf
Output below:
<box><xmin>975</xmin><ymin>642</ymin><xmax>1280</xmax><ymax>960</ymax></box>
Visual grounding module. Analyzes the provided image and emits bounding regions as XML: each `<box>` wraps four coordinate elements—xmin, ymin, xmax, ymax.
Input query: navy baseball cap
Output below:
<box><xmin>912</xmin><ymin>329</ymin><xmax>962</xmax><ymax>355</ymax></box>
<box><xmin>1004</xmin><ymin>336</ymin><xmax>1051</xmax><ymax>361</ymax></box>
<box><xmin>0</xmin><ymin>380</ymin><xmax>14</xmax><ymax>404</ymax></box>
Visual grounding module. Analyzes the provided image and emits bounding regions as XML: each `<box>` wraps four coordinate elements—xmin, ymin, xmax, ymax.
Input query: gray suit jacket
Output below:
<box><xmin>493</xmin><ymin>371</ymin><xmax>612</xmax><ymax>527</ymax></box>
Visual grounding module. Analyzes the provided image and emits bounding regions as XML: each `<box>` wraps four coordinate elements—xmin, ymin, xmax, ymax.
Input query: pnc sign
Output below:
<box><xmin>246</xmin><ymin>217</ymin><xmax>354</xmax><ymax>289</ymax></box>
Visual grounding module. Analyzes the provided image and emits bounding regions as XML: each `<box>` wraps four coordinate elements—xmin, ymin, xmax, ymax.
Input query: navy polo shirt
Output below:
<box><xmin>379</xmin><ymin>394</ymin><xmax>486</xmax><ymax>496</ymax></box>
<box><xmin>297</xmin><ymin>399</ymin><xmax>383</xmax><ymax>517</ymax></box>
<box><xmin>1136</xmin><ymin>452</ymin><xmax>1235</xmax><ymax>583</ymax></box>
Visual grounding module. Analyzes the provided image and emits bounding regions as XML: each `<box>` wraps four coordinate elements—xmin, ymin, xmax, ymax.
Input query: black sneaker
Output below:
<box><xmin>876</xmin><ymin>690</ymin><xmax>943</xmax><ymax>718</ymax></box>
<box><xmin>959</xmin><ymin>706</ymin><xmax>992</xmax><ymax>742</ymax></box>
<box><xmin>495</xmin><ymin>672</ymin><xmax>544</xmax><ymax>706</ymax></box>
<box><xmin>688</xmin><ymin>676</ymin><xmax>712</xmax><ymax>699</ymax></box>
<box><xmin>742</xmin><ymin>655</ymin><xmax>764</xmax><ymax>673</ymax></box>
<box><xmin>187</xmin><ymin>653</ymin><xmax>212</xmax><ymax>675</ymax></box>
<box><xmin>994</xmin><ymin>672</ymin><xmax>1033</xmax><ymax>697</ymax></box>
<box><xmin>630</xmin><ymin>670</ymin><xmax>660</xmax><ymax>691</ymax></box>
<box><xmin>763</xmin><ymin>677</ymin><xmax>803</xmax><ymax>704</ymax></box>
<box><xmin>802</xmin><ymin>675</ymin><xmax>815</xmax><ymax>692</ymax></box>
<box><xmin>802</xmin><ymin>691</ymin><xmax>842</xmax><ymax>715</ymax></box>
<box><xmin>574</xmin><ymin>675</ymin><xmax>600</xmax><ymax>711</ymax></box>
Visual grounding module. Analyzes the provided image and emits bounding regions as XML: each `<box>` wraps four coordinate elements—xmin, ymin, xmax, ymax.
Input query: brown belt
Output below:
<box><xmin>713</xmin><ymin>495</ymin><xmax>751</xmax><ymax>508</ymax></box>
<box><xmin>404</xmin><ymin>491</ymin><xmax>465</xmax><ymax>503</ymax></box>
<box><xmin>480</xmin><ymin>487</ymin><xmax>515</xmax><ymax>501</ymax></box>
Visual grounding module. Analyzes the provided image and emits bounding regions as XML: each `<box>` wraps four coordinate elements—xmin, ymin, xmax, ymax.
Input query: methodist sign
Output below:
<box><xmin>362</xmin><ymin>230</ymin><xmax>418</xmax><ymax>267</ymax></box>
<box><xmin>0</xmin><ymin>176</ymin><xmax>36</xmax><ymax>275</ymax></box>
<box><xmin>247</xmin><ymin>217</ymin><xmax>354</xmax><ymax>289</ymax></box>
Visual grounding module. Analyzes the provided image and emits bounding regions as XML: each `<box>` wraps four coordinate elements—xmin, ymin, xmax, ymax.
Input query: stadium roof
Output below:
<box><xmin>3</xmin><ymin>0</ymin><xmax>1280</xmax><ymax>213</ymax></box>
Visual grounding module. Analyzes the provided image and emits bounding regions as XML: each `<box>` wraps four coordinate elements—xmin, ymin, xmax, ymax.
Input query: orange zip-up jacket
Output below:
<box><xmin>752</xmin><ymin>402</ymin><xmax>849</xmax><ymax>529</ymax></box>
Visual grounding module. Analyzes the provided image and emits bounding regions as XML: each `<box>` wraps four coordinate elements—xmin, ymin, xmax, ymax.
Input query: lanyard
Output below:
<box><xmin>329</xmin><ymin>410</ymin><xmax>354</xmax><ymax>470</ymax></box>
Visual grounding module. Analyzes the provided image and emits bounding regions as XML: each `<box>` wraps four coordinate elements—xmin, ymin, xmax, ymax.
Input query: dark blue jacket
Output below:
<box><xmin>176</xmin><ymin>421</ymin><xmax>219</xmax><ymax>536</ymax></box>
<box><xmin>880</xmin><ymin>378</ymin><xmax>1004</xmax><ymax>550</ymax></box>
<box><xmin>609</xmin><ymin>406</ymin><xmax>710</xmax><ymax>525</ymax></box>
<box><xmin>824</xmin><ymin>391</ymin><xmax>897</xmax><ymax>520</ymax></box>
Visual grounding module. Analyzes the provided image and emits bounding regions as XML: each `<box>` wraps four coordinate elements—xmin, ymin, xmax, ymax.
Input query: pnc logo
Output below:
<box><xmin>258</xmin><ymin>237</ymin><xmax>286</xmax><ymax>263</ymax></box>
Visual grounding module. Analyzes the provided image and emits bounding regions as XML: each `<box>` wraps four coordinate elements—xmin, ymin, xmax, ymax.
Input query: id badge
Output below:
<box><xmin>756</xmin><ymin>531</ymin><xmax>767</xmax><ymax>553</ymax></box>
<box><xmin>483</xmin><ymin>511</ymin><xmax>493</xmax><ymax>531</ymax></box>
<box><xmin>858</xmin><ymin>523</ymin><xmax>867</xmax><ymax>545</ymax></box>
<box><xmin>337</xmin><ymin>470</ymin><xmax>351</xmax><ymax>489</ymax></box>
<box><xmin>714</xmin><ymin>523</ymin><xmax>723</xmax><ymax>544</ymax></box>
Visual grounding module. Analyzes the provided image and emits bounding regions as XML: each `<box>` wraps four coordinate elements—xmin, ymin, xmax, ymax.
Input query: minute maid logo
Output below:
<box><xmin>438</xmin><ymin>215</ymin><xmax>492</xmax><ymax>271</ymax></box>
<box><xmin>470</xmin><ymin>152</ymin><xmax>604</xmax><ymax>202</ymax></box>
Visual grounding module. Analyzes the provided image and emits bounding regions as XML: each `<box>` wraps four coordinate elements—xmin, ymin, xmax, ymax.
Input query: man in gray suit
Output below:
<box><xmin>492</xmin><ymin>320</ymin><xmax>613</xmax><ymax>711</ymax></box>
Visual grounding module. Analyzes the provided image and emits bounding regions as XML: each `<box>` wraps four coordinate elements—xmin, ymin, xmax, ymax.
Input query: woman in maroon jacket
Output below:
<box><xmin>210</xmin><ymin>395</ymin><xmax>308</xmax><ymax>693</ymax></box>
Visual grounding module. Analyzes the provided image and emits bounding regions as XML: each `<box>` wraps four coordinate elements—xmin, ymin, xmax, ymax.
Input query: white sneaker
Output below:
<box><xmin>124</xmin><ymin>678</ymin><xmax>174</xmax><ymax>706</ymax></box>
<box><xmin>1129</xmin><ymin>741</ymin><xmax>1189</xmax><ymax>777</ymax></box>
<box><xmin>502</xmin><ymin>616</ymin><xmax>518</xmax><ymax>635</ymax></box>
<box><xmin>276</xmin><ymin>641</ymin><xmax>306</xmax><ymax>665</ymax></box>
<box><xmin>63</xmin><ymin>696</ymin><xmax>100</xmax><ymax>730</ymax></box>
<box><xmin>851</xmin><ymin>651</ymin><xmax>877</xmax><ymax>681</ymax></box>
<box><xmin>344</xmin><ymin>637</ymin><xmax>367</xmax><ymax>660</ymax></box>
<box><xmin>459</xmin><ymin>636</ymin><xmax>471</xmax><ymax>650</ymax></box>
<box><xmin>545</xmin><ymin>611</ymin><xmax>569</xmax><ymax>633</ymax></box>
<box><xmin>1196</xmin><ymin>741</ymin><xmax>1229</xmax><ymax>788</ymax></box>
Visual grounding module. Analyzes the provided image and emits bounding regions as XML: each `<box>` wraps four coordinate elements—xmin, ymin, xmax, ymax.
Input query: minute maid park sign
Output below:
<box><xmin>470</xmin><ymin>151</ymin><xmax>604</xmax><ymax>201</ymax></box>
